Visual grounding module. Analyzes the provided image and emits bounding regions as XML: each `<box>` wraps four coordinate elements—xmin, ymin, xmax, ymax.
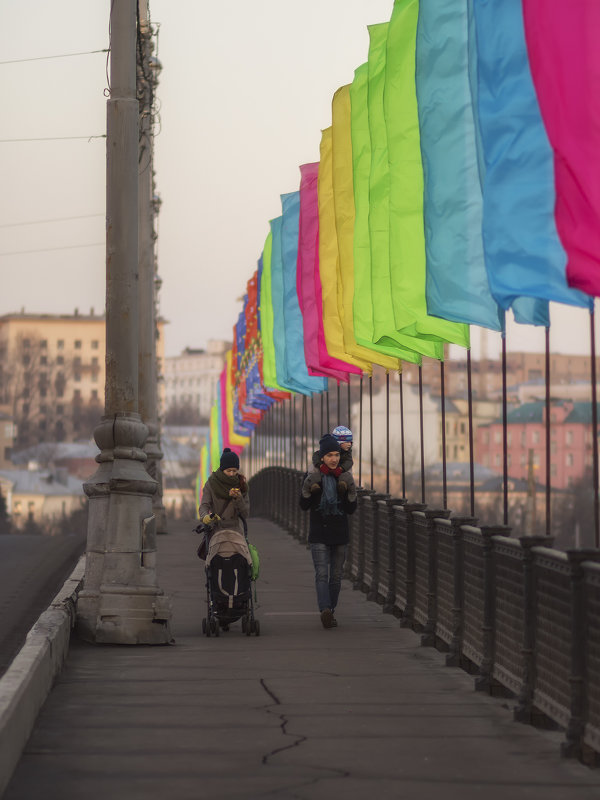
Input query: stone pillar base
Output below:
<box><xmin>76</xmin><ymin>585</ymin><xmax>171</xmax><ymax>645</ymax></box>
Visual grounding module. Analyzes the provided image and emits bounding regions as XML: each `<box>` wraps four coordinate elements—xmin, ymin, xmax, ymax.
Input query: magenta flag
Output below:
<box><xmin>523</xmin><ymin>1</ymin><xmax>600</xmax><ymax>296</ymax></box>
<box><xmin>297</xmin><ymin>162</ymin><xmax>356</xmax><ymax>382</ymax></box>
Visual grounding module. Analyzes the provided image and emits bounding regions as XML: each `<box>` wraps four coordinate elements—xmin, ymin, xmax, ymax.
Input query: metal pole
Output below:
<box><xmin>400</xmin><ymin>370</ymin><xmax>406</xmax><ymax>499</ymax></box>
<box><xmin>369</xmin><ymin>375</ymin><xmax>374</xmax><ymax>491</ymax></box>
<box><xmin>137</xmin><ymin>2</ymin><xmax>166</xmax><ymax>533</ymax></box>
<box><xmin>359</xmin><ymin>375</ymin><xmax>363</xmax><ymax>488</ymax></box>
<box><xmin>347</xmin><ymin>379</ymin><xmax>351</xmax><ymax>428</ymax></box>
<box><xmin>77</xmin><ymin>0</ymin><xmax>170</xmax><ymax>645</ymax></box>
<box><xmin>385</xmin><ymin>371</ymin><xmax>390</xmax><ymax>495</ymax></box>
<box><xmin>591</xmin><ymin>306</ymin><xmax>599</xmax><ymax>547</ymax></box>
<box><xmin>545</xmin><ymin>326</ymin><xmax>551</xmax><ymax>536</ymax></box>
<box><xmin>467</xmin><ymin>350</ymin><xmax>475</xmax><ymax>517</ymax></box>
<box><xmin>441</xmin><ymin>359</ymin><xmax>447</xmax><ymax>510</ymax></box>
<box><xmin>419</xmin><ymin>365</ymin><xmax>425</xmax><ymax>504</ymax></box>
<box><xmin>502</xmin><ymin>333</ymin><xmax>509</xmax><ymax>525</ymax></box>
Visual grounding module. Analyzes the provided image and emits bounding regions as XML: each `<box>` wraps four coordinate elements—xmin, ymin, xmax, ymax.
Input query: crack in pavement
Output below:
<box><xmin>259</xmin><ymin>677</ymin><xmax>350</xmax><ymax>797</ymax></box>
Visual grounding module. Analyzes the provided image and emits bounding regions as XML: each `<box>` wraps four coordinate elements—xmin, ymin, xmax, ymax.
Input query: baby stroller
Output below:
<box><xmin>197</xmin><ymin>520</ymin><xmax>260</xmax><ymax>637</ymax></box>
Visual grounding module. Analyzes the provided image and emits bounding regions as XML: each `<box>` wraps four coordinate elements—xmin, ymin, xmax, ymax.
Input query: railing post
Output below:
<box><xmin>367</xmin><ymin>493</ymin><xmax>388</xmax><ymax>603</ymax></box>
<box><xmin>445</xmin><ymin>516</ymin><xmax>477</xmax><ymax>668</ymax></box>
<box><xmin>514</xmin><ymin>535</ymin><xmax>553</xmax><ymax>721</ymax></box>
<box><xmin>399</xmin><ymin>503</ymin><xmax>427</xmax><ymax>629</ymax></box>
<box><xmin>353</xmin><ymin>488</ymin><xmax>372</xmax><ymax>591</ymax></box>
<box><xmin>420</xmin><ymin>509</ymin><xmax>450</xmax><ymax>647</ymax></box>
<box><xmin>562</xmin><ymin>549</ymin><xmax>600</xmax><ymax>759</ymax></box>
<box><xmin>383</xmin><ymin>498</ymin><xmax>403</xmax><ymax>614</ymax></box>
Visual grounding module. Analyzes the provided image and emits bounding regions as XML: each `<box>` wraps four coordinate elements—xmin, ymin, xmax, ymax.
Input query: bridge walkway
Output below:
<box><xmin>5</xmin><ymin>518</ymin><xmax>600</xmax><ymax>800</ymax></box>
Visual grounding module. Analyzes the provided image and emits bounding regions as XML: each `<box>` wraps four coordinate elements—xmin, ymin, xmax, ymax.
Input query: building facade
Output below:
<box><xmin>0</xmin><ymin>310</ymin><xmax>165</xmax><ymax>447</ymax></box>
<box><xmin>477</xmin><ymin>399</ymin><xmax>597</xmax><ymax>489</ymax></box>
<box><xmin>163</xmin><ymin>340</ymin><xmax>229</xmax><ymax>422</ymax></box>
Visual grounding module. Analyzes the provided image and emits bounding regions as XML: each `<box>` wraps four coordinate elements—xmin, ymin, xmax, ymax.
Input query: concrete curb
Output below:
<box><xmin>0</xmin><ymin>555</ymin><xmax>85</xmax><ymax>797</ymax></box>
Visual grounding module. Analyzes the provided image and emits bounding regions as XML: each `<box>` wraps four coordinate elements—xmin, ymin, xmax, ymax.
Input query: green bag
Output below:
<box><xmin>248</xmin><ymin>543</ymin><xmax>260</xmax><ymax>582</ymax></box>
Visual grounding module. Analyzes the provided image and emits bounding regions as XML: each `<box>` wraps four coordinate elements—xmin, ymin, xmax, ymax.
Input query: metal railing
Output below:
<box><xmin>249</xmin><ymin>466</ymin><xmax>600</xmax><ymax>764</ymax></box>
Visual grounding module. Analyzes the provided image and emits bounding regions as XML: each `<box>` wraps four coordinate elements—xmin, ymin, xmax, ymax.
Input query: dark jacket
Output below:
<box><xmin>198</xmin><ymin>474</ymin><xmax>249</xmax><ymax>534</ymax></box>
<box><xmin>299</xmin><ymin>469</ymin><xmax>357</xmax><ymax>545</ymax></box>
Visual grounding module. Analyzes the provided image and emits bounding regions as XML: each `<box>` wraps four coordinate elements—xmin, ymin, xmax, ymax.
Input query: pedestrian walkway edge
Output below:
<box><xmin>0</xmin><ymin>555</ymin><xmax>85</xmax><ymax>797</ymax></box>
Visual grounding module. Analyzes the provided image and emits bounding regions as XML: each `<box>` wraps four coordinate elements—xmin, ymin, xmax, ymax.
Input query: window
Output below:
<box><xmin>551</xmin><ymin>464</ymin><xmax>557</xmax><ymax>477</ymax></box>
<box><xmin>494</xmin><ymin>430</ymin><xmax>501</xmax><ymax>444</ymax></box>
<box><xmin>74</xmin><ymin>340</ymin><xmax>82</xmax><ymax>349</ymax></box>
<box><xmin>507</xmin><ymin>454</ymin><xmax>512</xmax><ymax>467</ymax></box>
<box><xmin>40</xmin><ymin>404</ymin><xmax>47</xmax><ymax>414</ymax></box>
<box><xmin>57</xmin><ymin>340</ymin><xmax>64</xmax><ymax>350</ymax></box>
<box><xmin>74</xmin><ymin>356</ymin><xmax>82</xmax><ymax>368</ymax></box>
<box><xmin>22</xmin><ymin>402</ymin><xmax>29</xmax><ymax>414</ymax></box>
<box><xmin>40</xmin><ymin>355</ymin><xmax>47</xmax><ymax>366</ymax></box>
<box><xmin>520</xmin><ymin>454</ymin><xmax>526</xmax><ymax>467</ymax></box>
<box><xmin>91</xmin><ymin>356</ymin><xmax>99</xmax><ymax>367</ymax></box>
<box><xmin>22</xmin><ymin>338</ymin><xmax>30</xmax><ymax>348</ymax></box>
<box><xmin>40</xmin><ymin>339</ymin><xmax>47</xmax><ymax>348</ymax></box>
<box><xmin>74</xmin><ymin>389</ymin><xmax>81</xmax><ymax>401</ymax></box>
<box><xmin>39</xmin><ymin>420</ymin><xmax>46</xmax><ymax>431</ymax></box>
<box><xmin>566</xmin><ymin>453</ymin><xmax>574</xmax><ymax>467</ymax></box>
<box><xmin>533</xmin><ymin>430</ymin><xmax>540</xmax><ymax>444</ymax></box>
<box><xmin>566</xmin><ymin>430</ymin><xmax>573</xmax><ymax>446</ymax></box>
<box><xmin>521</xmin><ymin>430</ymin><xmax>526</xmax><ymax>447</ymax></box>
<box><xmin>56</xmin><ymin>404</ymin><xmax>64</xmax><ymax>415</ymax></box>
<box><xmin>91</xmin><ymin>340</ymin><xmax>99</xmax><ymax>349</ymax></box>
<box><xmin>507</xmin><ymin>431</ymin><xmax>512</xmax><ymax>446</ymax></box>
<box><xmin>91</xmin><ymin>390</ymin><xmax>98</xmax><ymax>401</ymax></box>
<box><xmin>551</xmin><ymin>442</ymin><xmax>557</xmax><ymax>454</ymax></box>
<box><xmin>22</xmin><ymin>355</ymin><xmax>30</xmax><ymax>366</ymax></box>
<box><xmin>495</xmin><ymin>453</ymin><xmax>501</xmax><ymax>466</ymax></box>
<box><xmin>57</xmin><ymin>355</ymin><xmax>64</xmax><ymax>365</ymax></box>
<box><xmin>74</xmin><ymin>373</ymin><xmax>81</xmax><ymax>382</ymax></box>
<box><xmin>40</xmin><ymin>387</ymin><xmax>47</xmax><ymax>398</ymax></box>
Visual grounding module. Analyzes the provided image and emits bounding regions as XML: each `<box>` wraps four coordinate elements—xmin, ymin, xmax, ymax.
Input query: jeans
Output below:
<box><xmin>310</xmin><ymin>543</ymin><xmax>347</xmax><ymax>612</ymax></box>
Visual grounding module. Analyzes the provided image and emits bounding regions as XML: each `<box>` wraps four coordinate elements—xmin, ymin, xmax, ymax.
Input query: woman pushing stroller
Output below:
<box><xmin>198</xmin><ymin>447</ymin><xmax>249</xmax><ymax>533</ymax></box>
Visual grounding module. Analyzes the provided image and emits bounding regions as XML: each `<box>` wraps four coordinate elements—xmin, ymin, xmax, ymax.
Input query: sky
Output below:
<box><xmin>0</xmin><ymin>0</ymin><xmax>596</xmax><ymax>363</ymax></box>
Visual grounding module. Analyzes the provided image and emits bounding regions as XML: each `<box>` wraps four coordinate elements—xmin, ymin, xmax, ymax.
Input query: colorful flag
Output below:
<box><xmin>522</xmin><ymin>0</ymin><xmax>600</xmax><ymax>298</ymax></box>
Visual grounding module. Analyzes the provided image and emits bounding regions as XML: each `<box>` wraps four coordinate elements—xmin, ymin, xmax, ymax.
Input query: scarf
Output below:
<box><xmin>208</xmin><ymin>469</ymin><xmax>241</xmax><ymax>500</ymax></box>
<box><xmin>319</xmin><ymin>473</ymin><xmax>342</xmax><ymax>516</ymax></box>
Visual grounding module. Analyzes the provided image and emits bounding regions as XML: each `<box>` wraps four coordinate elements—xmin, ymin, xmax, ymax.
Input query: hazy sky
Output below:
<box><xmin>0</xmin><ymin>1</ymin><xmax>596</xmax><ymax>362</ymax></box>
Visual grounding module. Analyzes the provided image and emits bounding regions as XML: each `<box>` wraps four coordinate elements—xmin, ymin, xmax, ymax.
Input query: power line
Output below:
<box><xmin>0</xmin><ymin>135</ymin><xmax>106</xmax><ymax>143</ymax></box>
<box><xmin>0</xmin><ymin>49</ymin><xmax>109</xmax><ymax>65</ymax></box>
<box><xmin>0</xmin><ymin>242</ymin><xmax>104</xmax><ymax>257</ymax></box>
<box><xmin>0</xmin><ymin>213</ymin><xmax>104</xmax><ymax>229</ymax></box>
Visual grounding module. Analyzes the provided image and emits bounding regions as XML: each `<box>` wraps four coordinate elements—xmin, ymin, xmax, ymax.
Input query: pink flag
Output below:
<box><xmin>523</xmin><ymin>1</ymin><xmax>600</xmax><ymax>295</ymax></box>
<box><xmin>297</xmin><ymin>163</ymin><xmax>357</xmax><ymax>382</ymax></box>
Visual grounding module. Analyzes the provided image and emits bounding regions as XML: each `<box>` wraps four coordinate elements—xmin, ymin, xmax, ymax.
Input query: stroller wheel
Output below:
<box><xmin>254</xmin><ymin>620</ymin><xmax>260</xmax><ymax>637</ymax></box>
<box><xmin>245</xmin><ymin>615</ymin><xmax>252</xmax><ymax>636</ymax></box>
<box><xmin>210</xmin><ymin>619</ymin><xmax>219</xmax><ymax>637</ymax></box>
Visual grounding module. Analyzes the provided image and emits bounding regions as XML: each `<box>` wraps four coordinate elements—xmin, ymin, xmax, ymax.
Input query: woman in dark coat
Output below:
<box><xmin>198</xmin><ymin>448</ymin><xmax>249</xmax><ymax>534</ymax></box>
<box><xmin>300</xmin><ymin>434</ymin><xmax>357</xmax><ymax>629</ymax></box>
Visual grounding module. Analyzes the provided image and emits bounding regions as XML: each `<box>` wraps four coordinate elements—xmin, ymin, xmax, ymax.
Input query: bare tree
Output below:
<box><xmin>0</xmin><ymin>332</ymin><xmax>101</xmax><ymax>448</ymax></box>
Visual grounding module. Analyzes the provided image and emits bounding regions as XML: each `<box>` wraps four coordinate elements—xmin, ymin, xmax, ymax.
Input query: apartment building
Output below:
<box><xmin>477</xmin><ymin>399</ymin><xmax>597</xmax><ymax>489</ymax></box>
<box><xmin>0</xmin><ymin>309</ymin><xmax>164</xmax><ymax>447</ymax></box>
<box><xmin>163</xmin><ymin>340</ymin><xmax>229</xmax><ymax>421</ymax></box>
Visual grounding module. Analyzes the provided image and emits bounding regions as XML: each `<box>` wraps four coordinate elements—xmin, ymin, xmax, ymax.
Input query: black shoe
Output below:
<box><xmin>320</xmin><ymin>608</ymin><xmax>334</xmax><ymax>629</ymax></box>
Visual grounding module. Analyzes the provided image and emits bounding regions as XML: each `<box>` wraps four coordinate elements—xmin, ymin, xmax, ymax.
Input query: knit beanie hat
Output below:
<box><xmin>332</xmin><ymin>425</ymin><xmax>353</xmax><ymax>442</ymax></box>
<box><xmin>220</xmin><ymin>448</ymin><xmax>240</xmax><ymax>470</ymax></box>
<box><xmin>319</xmin><ymin>434</ymin><xmax>341</xmax><ymax>457</ymax></box>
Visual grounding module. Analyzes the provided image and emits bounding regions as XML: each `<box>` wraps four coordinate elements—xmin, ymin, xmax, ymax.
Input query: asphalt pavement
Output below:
<box><xmin>5</xmin><ymin>517</ymin><xmax>600</xmax><ymax>800</ymax></box>
<box><xmin>0</xmin><ymin>531</ymin><xmax>86</xmax><ymax>677</ymax></box>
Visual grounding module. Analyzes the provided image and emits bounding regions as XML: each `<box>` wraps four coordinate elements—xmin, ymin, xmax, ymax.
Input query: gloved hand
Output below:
<box><xmin>337</xmin><ymin>480</ymin><xmax>348</xmax><ymax>496</ymax></box>
<box><xmin>202</xmin><ymin>513</ymin><xmax>220</xmax><ymax>525</ymax></box>
<box><xmin>310</xmin><ymin>483</ymin><xmax>322</xmax><ymax>494</ymax></box>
